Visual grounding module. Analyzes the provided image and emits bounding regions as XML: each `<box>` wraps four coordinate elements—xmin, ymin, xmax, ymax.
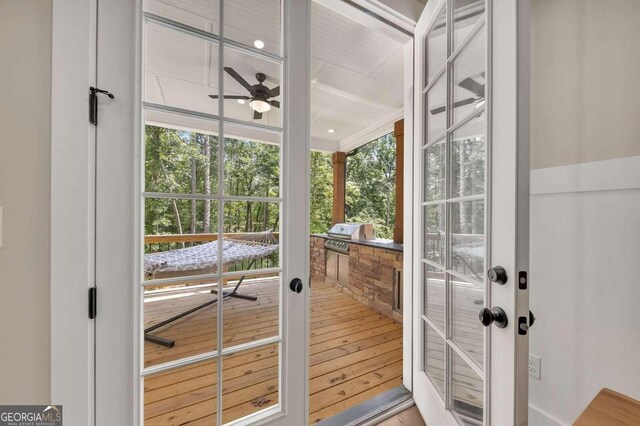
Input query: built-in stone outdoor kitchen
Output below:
<box><xmin>310</xmin><ymin>226</ymin><xmax>403</xmax><ymax>323</ymax></box>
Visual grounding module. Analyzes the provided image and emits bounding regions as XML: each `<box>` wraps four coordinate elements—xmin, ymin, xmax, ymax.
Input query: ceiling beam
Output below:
<box><xmin>313</xmin><ymin>0</ymin><xmax>413</xmax><ymax>44</ymax></box>
<box><xmin>338</xmin><ymin>107</ymin><xmax>404</xmax><ymax>152</ymax></box>
<box><xmin>355</xmin><ymin>0</ymin><xmax>425</xmax><ymax>26</ymax></box>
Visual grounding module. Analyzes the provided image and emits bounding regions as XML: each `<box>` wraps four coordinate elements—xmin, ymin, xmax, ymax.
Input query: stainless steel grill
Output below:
<box><xmin>324</xmin><ymin>238</ymin><xmax>350</xmax><ymax>254</ymax></box>
<box><xmin>327</xmin><ymin>223</ymin><xmax>375</xmax><ymax>241</ymax></box>
<box><xmin>324</xmin><ymin>223</ymin><xmax>374</xmax><ymax>286</ymax></box>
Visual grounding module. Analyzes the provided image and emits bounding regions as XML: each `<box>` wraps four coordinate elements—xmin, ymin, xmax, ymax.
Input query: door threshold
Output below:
<box><xmin>315</xmin><ymin>385</ymin><xmax>414</xmax><ymax>426</ymax></box>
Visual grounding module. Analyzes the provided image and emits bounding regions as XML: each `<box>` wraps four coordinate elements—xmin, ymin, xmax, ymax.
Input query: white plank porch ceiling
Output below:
<box><xmin>144</xmin><ymin>0</ymin><xmax>406</xmax><ymax>152</ymax></box>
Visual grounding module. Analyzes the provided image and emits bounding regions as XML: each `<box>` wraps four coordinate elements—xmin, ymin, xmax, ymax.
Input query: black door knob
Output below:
<box><xmin>289</xmin><ymin>278</ymin><xmax>303</xmax><ymax>293</ymax></box>
<box><xmin>487</xmin><ymin>266</ymin><xmax>508</xmax><ymax>284</ymax></box>
<box><xmin>479</xmin><ymin>307</ymin><xmax>508</xmax><ymax>328</ymax></box>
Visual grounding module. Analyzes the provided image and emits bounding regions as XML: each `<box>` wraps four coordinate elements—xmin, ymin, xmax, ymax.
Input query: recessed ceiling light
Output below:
<box><xmin>237</xmin><ymin>99</ymin><xmax>246</xmax><ymax>104</ymax></box>
<box><xmin>328</xmin><ymin>129</ymin><xmax>335</xmax><ymax>134</ymax></box>
<box><xmin>253</xmin><ymin>40</ymin><xmax>265</xmax><ymax>49</ymax></box>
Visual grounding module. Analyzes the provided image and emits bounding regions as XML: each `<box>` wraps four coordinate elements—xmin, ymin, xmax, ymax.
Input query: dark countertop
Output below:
<box><xmin>311</xmin><ymin>234</ymin><xmax>403</xmax><ymax>252</ymax></box>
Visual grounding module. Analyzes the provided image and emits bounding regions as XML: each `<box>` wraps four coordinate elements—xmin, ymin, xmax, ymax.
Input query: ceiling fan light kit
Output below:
<box><xmin>209</xmin><ymin>67</ymin><xmax>280</xmax><ymax>120</ymax></box>
<box><xmin>250</xmin><ymin>99</ymin><xmax>271</xmax><ymax>113</ymax></box>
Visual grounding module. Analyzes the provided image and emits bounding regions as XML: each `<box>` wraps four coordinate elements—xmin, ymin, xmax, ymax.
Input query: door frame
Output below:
<box><xmin>51</xmin><ymin>0</ymin><xmax>97</xmax><ymax>424</ymax></box>
<box><xmin>51</xmin><ymin>0</ymin><xmax>312</xmax><ymax>424</ymax></box>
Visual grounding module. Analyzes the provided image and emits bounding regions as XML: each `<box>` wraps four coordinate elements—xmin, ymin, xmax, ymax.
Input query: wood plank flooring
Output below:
<box><xmin>143</xmin><ymin>278</ymin><xmax>403</xmax><ymax>425</ymax></box>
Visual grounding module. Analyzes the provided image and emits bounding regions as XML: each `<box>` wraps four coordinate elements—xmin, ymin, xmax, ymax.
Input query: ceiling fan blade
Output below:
<box><xmin>430</xmin><ymin>105</ymin><xmax>446</xmax><ymax>115</ymax></box>
<box><xmin>208</xmin><ymin>95</ymin><xmax>251</xmax><ymax>99</ymax></box>
<box><xmin>269</xmin><ymin>100</ymin><xmax>280</xmax><ymax>108</ymax></box>
<box><xmin>268</xmin><ymin>86</ymin><xmax>280</xmax><ymax>98</ymax></box>
<box><xmin>224</xmin><ymin>67</ymin><xmax>253</xmax><ymax>92</ymax></box>
<box><xmin>429</xmin><ymin>97</ymin><xmax>478</xmax><ymax>115</ymax></box>
<box><xmin>458</xmin><ymin>77</ymin><xmax>485</xmax><ymax>98</ymax></box>
<box><xmin>253</xmin><ymin>110</ymin><xmax>263</xmax><ymax>120</ymax></box>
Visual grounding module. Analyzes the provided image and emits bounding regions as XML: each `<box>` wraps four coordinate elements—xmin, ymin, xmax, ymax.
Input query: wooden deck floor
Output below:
<box><xmin>143</xmin><ymin>278</ymin><xmax>403</xmax><ymax>425</ymax></box>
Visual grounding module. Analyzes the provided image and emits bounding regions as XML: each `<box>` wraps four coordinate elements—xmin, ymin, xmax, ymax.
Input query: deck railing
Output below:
<box><xmin>144</xmin><ymin>232</ymin><xmax>280</xmax><ymax>272</ymax></box>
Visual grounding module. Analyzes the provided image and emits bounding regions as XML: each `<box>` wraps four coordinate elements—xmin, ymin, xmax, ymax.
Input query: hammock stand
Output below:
<box><xmin>144</xmin><ymin>231</ymin><xmax>278</xmax><ymax>348</ymax></box>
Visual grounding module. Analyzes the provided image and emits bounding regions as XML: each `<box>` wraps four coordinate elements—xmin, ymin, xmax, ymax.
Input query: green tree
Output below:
<box><xmin>345</xmin><ymin>133</ymin><xmax>396</xmax><ymax>239</ymax></box>
<box><xmin>309</xmin><ymin>151</ymin><xmax>333</xmax><ymax>234</ymax></box>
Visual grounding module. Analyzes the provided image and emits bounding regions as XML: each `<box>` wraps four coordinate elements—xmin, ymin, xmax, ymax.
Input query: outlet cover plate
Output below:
<box><xmin>529</xmin><ymin>354</ymin><xmax>541</xmax><ymax>380</ymax></box>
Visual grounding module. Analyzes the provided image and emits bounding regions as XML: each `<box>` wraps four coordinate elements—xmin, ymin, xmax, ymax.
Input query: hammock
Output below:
<box><xmin>144</xmin><ymin>231</ymin><xmax>279</xmax><ymax>279</ymax></box>
<box><xmin>144</xmin><ymin>231</ymin><xmax>278</xmax><ymax>348</ymax></box>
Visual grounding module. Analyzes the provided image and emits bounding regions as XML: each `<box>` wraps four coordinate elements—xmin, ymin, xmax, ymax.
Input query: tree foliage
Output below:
<box><xmin>143</xmin><ymin>126</ymin><xmax>401</xmax><ymax>240</ymax></box>
<box><xmin>309</xmin><ymin>151</ymin><xmax>333</xmax><ymax>234</ymax></box>
<box><xmin>345</xmin><ymin>133</ymin><xmax>397</xmax><ymax>239</ymax></box>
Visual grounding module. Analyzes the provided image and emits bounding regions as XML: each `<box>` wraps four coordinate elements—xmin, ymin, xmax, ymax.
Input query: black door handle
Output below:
<box><xmin>289</xmin><ymin>278</ymin><xmax>303</xmax><ymax>293</ymax></box>
<box><xmin>479</xmin><ymin>307</ymin><xmax>508</xmax><ymax>328</ymax></box>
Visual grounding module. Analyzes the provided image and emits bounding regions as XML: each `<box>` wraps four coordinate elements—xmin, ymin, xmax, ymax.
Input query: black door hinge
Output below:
<box><xmin>89</xmin><ymin>287</ymin><xmax>97</xmax><ymax>319</ymax></box>
<box><xmin>89</xmin><ymin>87</ymin><xmax>114</xmax><ymax>126</ymax></box>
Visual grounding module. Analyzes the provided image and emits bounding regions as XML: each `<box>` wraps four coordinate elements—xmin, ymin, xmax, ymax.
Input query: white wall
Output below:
<box><xmin>529</xmin><ymin>159</ymin><xmax>640</xmax><ymax>425</ymax></box>
<box><xmin>530</xmin><ymin>0</ymin><xmax>640</xmax><ymax>169</ymax></box>
<box><xmin>0</xmin><ymin>0</ymin><xmax>52</xmax><ymax>404</ymax></box>
<box><xmin>529</xmin><ymin>1</ymin><xmax>640</xmax><ymax>424</ymax></box>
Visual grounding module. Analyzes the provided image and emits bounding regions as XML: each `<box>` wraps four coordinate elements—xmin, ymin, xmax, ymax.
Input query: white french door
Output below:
<box><xmin>94</xmin><ymin>0</ymin><xmax>310</xmax><ymax>425</ymax></box>
<box><xmin>412</xmin><ymin>0</ymin><xmax>530</xmax><ymax>425</ymax></box>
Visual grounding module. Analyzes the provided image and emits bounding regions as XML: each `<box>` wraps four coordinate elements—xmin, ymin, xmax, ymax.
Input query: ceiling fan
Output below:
<box><xmin>430</xmin><ymin>77</ymin><xmax>485</xmax><ymax>115</ymax></box>
<box><xmin>209</xmin><ymin>67</ymin><xmax>280</xmax><ymax>120</ymax></box>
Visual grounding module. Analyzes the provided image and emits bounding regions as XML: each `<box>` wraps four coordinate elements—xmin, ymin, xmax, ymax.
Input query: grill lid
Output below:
<box><xmin>327</xmin><ymin>223</ymin><xmax>375</xmax><ymax>240</ymax></box>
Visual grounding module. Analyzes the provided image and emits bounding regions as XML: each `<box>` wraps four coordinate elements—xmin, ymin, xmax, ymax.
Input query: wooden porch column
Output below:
<box><xmin>332</xmin><ymin>151</ymin><xmax>346</xmax><ymax>224</ymax></box>
<box><xmin>393</xmin><ymin>119</ymin><xmax>404</xmax><ymax>243</ymax></box>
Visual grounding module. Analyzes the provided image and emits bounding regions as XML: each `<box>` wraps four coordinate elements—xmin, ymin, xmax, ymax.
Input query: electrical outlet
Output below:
<box><xmin>529</xmin><ymin>354</ymin><xmax>541</xmax><ymax>380</ymax></box>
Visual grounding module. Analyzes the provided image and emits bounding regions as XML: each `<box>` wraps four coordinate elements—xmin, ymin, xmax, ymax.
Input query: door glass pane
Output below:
<box><xmin>144</xmin><ymin>198</ymin><xmax>219</xmax><ymax>281</ymax></box>
<box><xmin>424</xmin><ymin>264</ymin><xmax>445</xmax><ymax>331</ymax></box>
<box><xmin>221</xmin><ymin>344</ymin><xmax>279</xmax><ymax>423</ymax></box>
<box><xmin>451</xmin><ymin>110</ymin><xmax>485</xmax><ymax>198</ymax></box>
<box><xmin>424</xmin><ymin>138</ymin><xmax>446</xmax><ymax>201</ymax></box>
<box><xmin>425</xmin><ymin>6</ymin><xmax>447</xmax><ymax>85</ymax></box>
<box><xmin>452</xmin><ymin>27</ymin><xmax>486</xmax><ymax>125</ymax></box>
<box><xmin>143</xmin><ymin>282</ymin><xmax>218</xmax><ymax>368</ymax></box>
<box><xmin>223</xmin><ymin>47</ymin><xmax>282</xmax><ymax>127</ymax></box>
<box><xmin>451</xmin><ymin>274</ymin><xmax>484</xmax><ymax>367</ymax></box>
<box><xmin>144</xmin><ymin>116</ymin><xmax>219</xmax><ymax>195</ymax></box>
<box><xmin>145</xmin><ymin>22</ymin><xmax>220</xmax><ymax>116</ymax></box>
<box><xmin>225</xmin><ymin>0</ymin><xmax>281</xmax><ymax>56</ymax></box>
<box><xmin>222</xmin><ymin>200</ymin><xmax>280</xmax><ymax>269</ymax></box>
<box><xmin>424</xmin><ymin>321</ymin><xmax>445</xmax><ymax>399</ymax></box>
<box><xmin>144</xmin><ymin>358</ymin><xmax>218</xmax><ymax>425</ymax></box>
<box><xmin>145</xmin><ymin>0</ymin><xmax>219</xmax><ymax>34</ymax></box>
<box><xmin>425</xmin><ymin>75</ymin><xmax>447</xmax><ymax>143</ymax></box>
<box><xmin>450</xmin><ymin>200</ymin><xmax>485</xmax><ymax>281</ymax></box>
<box><xmin>222</xmin><ymin>272</ymin><xmax>280</xmax><ymax>349</ymax></box>
<box><xmin>423</xmin><ymin>203</ymin><xmax>446</xmax><ymax>267</ymax></box>
<box><xmin>223</xmin><ymin>134</ymin><xmax>280</xmax><ymax>198</ymax></box>
<box><xmin>451</xmin><ymin>349</ymin><xmax>484</xmax><ymax>425</ymax></box>
<box><xmin>453</xmin><ymin>0</ymin><xmax>485</xmax><ymax>50</ymax></box>
<box><xmin>421</xmin><ymin>1</ymin><xmax>488</xmax><ymax>423</ymax></box>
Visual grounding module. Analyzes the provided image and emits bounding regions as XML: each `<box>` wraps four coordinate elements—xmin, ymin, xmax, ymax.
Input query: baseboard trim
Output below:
<box><xmin>529</xmin><ymin>404</ymin><xmax>568</xmax><ymax>426</ymax></box>
<box><xmin>531</xmin><ymin>156</ymin><xmax>640</xmax><ymax>195</ymax></box>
